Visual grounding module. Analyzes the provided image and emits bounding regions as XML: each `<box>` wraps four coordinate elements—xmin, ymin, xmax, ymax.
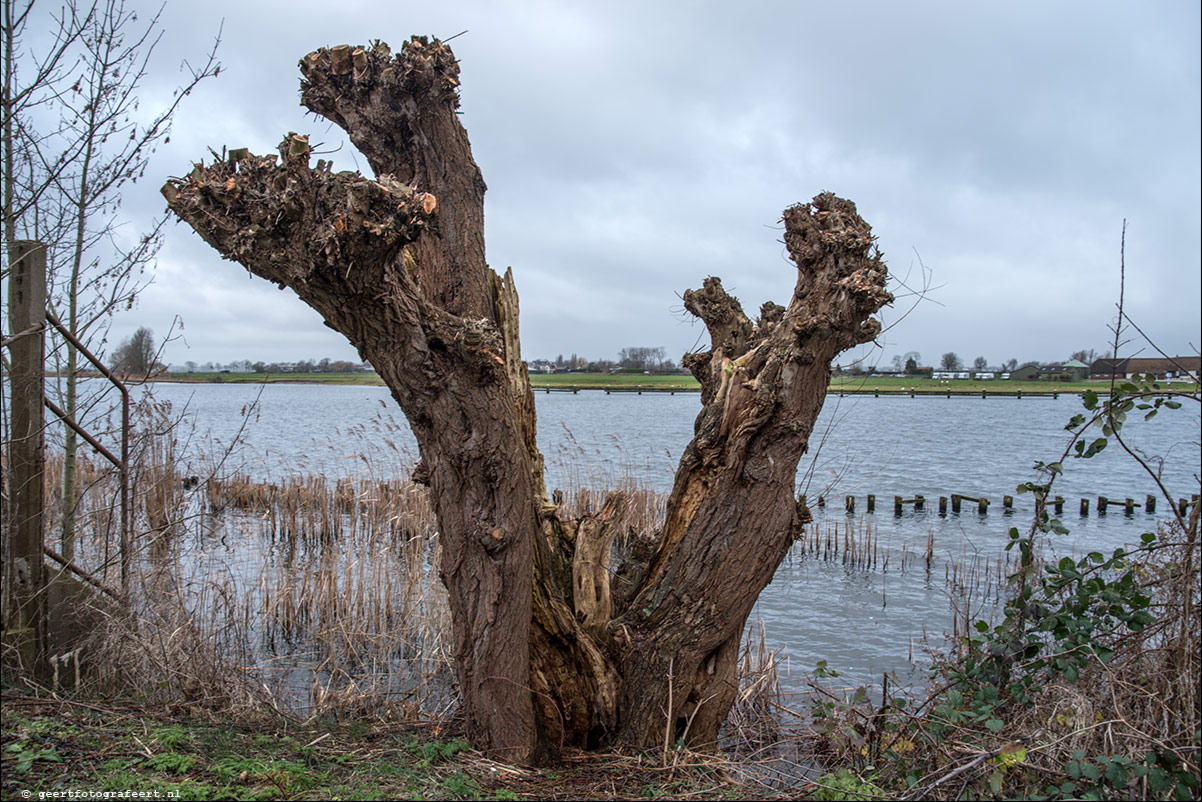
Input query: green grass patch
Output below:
<box><xmin>530</xmin><ymin>372</ymin><xmax>699</xmax><ymax>391</ymax></box>
<box><xmin>139</xmin><ymin>368</ymin><xmax>1198</xmax><ymax>397</ymax></box>
<box><xmin>2</xmin><ymin>694</ymin><xmax>790</xmax><ymax>799</ymax></box>
<box><xmin>154</xmin><ymin>371</ymin><xmax>386</xmax><ymax>386</ymax></box>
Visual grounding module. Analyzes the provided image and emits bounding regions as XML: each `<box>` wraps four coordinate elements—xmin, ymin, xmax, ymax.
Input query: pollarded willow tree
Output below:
<box><xmin>163</xmin><ymin>37</ymin><xmax>892</xmax><ymax>765</ymax></box>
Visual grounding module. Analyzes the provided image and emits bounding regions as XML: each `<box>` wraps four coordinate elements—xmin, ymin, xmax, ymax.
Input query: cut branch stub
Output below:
<box><xmin>299</xmin><ymin>36</ymin><xmax>489</xmax><ymax>320</ymax></box>
<box><xmin>160</xmin><ymin>143</ymin><xmax>434</xmax><ymax>297</ymax></box>
<box><xmin>782</xmin><ymin>192</ymin><xmax>891</xmax><ymax>355</ymax></box>
<box><xmin>300</xmin><ymin>35</ymin><xmax>464</xmax><ymax>174</ymax></box>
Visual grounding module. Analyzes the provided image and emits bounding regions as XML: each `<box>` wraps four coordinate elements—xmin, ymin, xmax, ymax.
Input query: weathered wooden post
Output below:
<box><xmin>845</xmin><ymin>495</ymin><xmax>855</xmax><ymax>514</ymax></box>
<box><xmin>866</xmin><ymin>494</ymin><xmax>875</xmax><ymax>513</ymax></box>
<box><xmin>1145</xmin><ymin>494</ymin><xmax>1156</xmax><ymax>514</ymax></box>
<box><xmin>1080</xmin><ymin>498</ymin><xmax>1090</xmax><ymax>516</ymax></box>
<box><xmin>1098</xmin><ymin>495</ymin><xmax>1109</xmax><ymax>514</ymax></box>
<box><xmin>4</xmin><ymin>241</ymin><xmax>47</xmax><ymax>673</ymax></box>
<box><xmin>977</xmin><ymin>497</ymin><xmax>989</xmax><ymax>515</ymax></box>
<box><xmin>939</xmin><ymin>496</ymin><xmax>948</xmax><ymax>515</ymax></box>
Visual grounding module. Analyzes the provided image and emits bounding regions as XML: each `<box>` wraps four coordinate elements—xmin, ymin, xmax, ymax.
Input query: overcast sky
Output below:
<box><xmin>44</xmin><ymin>0</ymin><xmax>1202</xmax><ymax>368</ymax></box>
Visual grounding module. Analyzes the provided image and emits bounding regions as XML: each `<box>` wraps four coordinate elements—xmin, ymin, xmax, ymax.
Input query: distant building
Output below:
<box><xmin>1089</xmin><ymin>358</ymin><xmax>1127</xmax><ymax>380</ymax></box>
<box><xmin>1061</xmin><ymin>359</ymin><xmax>1090</xmax><ymax>381</ymax></box>
<box><xmin>1009</xmin><ymin>364</ymin><xmax>1040</xmax><ymax>381</ymax></box>
<box><xmin>1090</xmin><ymin>356</ymin><xmax>1200</xmax><ymax>381</ymax></box>
<box><xmin>1009</xmin><ymin>361</ymin><xmax>1089</xmax><ymax>381</ymax></box>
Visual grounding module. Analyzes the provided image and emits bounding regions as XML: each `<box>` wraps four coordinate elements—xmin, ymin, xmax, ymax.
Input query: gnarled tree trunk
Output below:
<box><xmin>163</xmin><ymin>36</ymin><xmax>892</xmax><ymax>765</ymax></box>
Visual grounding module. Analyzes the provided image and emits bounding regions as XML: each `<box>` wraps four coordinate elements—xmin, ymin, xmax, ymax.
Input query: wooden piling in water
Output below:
<box><xmin>813</xmin><ymin>490</ymin><xmax>1172</xmax><ymax>520</ymax></box>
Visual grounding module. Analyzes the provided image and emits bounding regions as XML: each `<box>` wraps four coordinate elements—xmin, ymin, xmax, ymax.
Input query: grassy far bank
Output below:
<box><xmin>134</xmin><ymin>370</ymin><xmax>1199</xmax><ymax>396</ymax></box>
<box><xmin>0</xmin><ymin>695</ymin><xmax>791</xmax><ymax>801</ymax></box>
<box><xmin>140</xmin><ymin>371</ymin><xmax>388</xmax><ymax>386</ymax></box>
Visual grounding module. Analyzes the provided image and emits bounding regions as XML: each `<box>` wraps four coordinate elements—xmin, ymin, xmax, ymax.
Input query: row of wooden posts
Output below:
<box><xmin>812</xmin><ymin>493</ymin><xmax>1200</xmax><ymax>517</ymax></box>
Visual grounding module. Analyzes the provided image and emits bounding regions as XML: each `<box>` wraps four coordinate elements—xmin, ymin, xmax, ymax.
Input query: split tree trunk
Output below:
<box><xmin>163</xmin><ymin>36</ymin><xmax>892</xmax><ymax>765</ymax></box>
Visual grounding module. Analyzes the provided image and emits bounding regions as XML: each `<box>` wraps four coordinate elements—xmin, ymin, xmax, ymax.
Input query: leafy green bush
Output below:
<box><xmin>808</xmin><ymin>369</ymin><xmax>1199</xmax><ymax>800</ymax></box>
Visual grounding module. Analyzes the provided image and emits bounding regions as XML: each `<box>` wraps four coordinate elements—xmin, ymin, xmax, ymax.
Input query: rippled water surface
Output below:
<box><xmin>140</xmin><ymin>381</ymin><xmax>1200</xmax><ymax>691</ymax></box>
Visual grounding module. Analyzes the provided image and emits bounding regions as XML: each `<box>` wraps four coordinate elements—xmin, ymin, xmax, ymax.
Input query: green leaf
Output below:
<box><xmin>1147</xmin><ymin>766</ymin><xmax>1173</xmax><ymax>792</ymax></box>
<box><xmin>1105</xmin><ymin>759</ymin><xmax>1130</xmax><ymax>787</ymax></box>
<box><xmin>989</xmin><ymin>770</ymin><xmax>1004</xmax><ymax>795</ymax></box>
<box><xmin>1082</xmin><ymin>389</ymin><xmax>1099</xmax><ymax>409</ymax></box>
<box><xmin>985</xmin><ymin>718</ymin><xmax>1005</xmax><ymax>733</ymax></box>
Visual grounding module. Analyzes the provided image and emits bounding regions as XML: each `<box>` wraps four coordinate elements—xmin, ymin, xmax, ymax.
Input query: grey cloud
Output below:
<box><xmin>78</xmin><ymin>0</ymin><xmax>1199</xmax><ymax>368</ymax></box>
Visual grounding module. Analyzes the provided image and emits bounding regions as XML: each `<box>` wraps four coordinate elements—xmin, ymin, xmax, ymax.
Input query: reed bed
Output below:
<box><xmin>34</xmin><ymin>423</ymin><xmax>1023</xmax><ymax>726</ymax></box>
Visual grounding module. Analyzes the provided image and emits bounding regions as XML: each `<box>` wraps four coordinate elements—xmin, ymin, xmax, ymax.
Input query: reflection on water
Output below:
<box><xmin>127</xmin><ymin>381</ymin><xmax>1200</xmax><ymax>692</ymax></box>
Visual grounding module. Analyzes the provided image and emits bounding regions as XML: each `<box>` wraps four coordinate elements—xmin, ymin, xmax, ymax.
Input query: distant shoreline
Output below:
<box><xmin>63</xmin><ymin>371</ymin><xmax>1192</xmax><ymax>396</ymax></box>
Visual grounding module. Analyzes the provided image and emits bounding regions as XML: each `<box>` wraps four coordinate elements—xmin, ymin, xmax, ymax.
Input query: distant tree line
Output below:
<box><xmin>176</xmin><ymin>357</ymin><xmax>372</xmax><ymax>374</ymax></box>
<box><xmin>531</xmin><ymin>345</ymin><xmax>683</xmax><ymax>374</ymax></box>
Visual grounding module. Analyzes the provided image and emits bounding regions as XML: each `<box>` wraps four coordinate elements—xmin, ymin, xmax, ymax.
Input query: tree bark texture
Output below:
<box><xmin>163</xmin><ymin>36</ymin><xmax>892</xmax><ymax>765</ymax></box>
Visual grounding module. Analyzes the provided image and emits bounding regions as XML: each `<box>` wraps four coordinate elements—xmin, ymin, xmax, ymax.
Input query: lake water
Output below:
<box><xmin>129</xmin><ymin>381</ymin><xmax>1200</xmax><ymax>693</ymax></box>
